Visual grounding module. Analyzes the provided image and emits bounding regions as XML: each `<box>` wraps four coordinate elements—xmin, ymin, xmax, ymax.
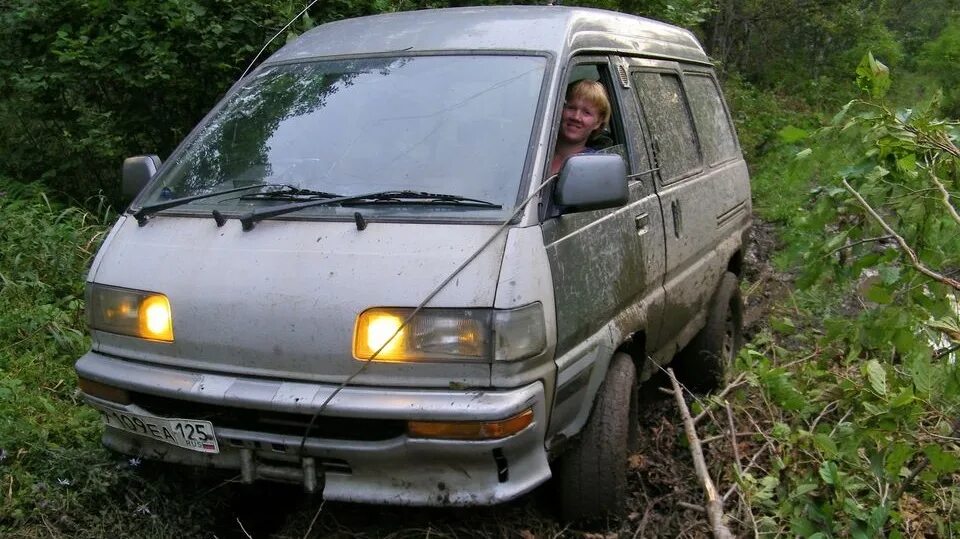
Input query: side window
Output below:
<box><xmin>551</xmin><ymin>62</ymin><xmax>629</xmax><ymax>174</ymax></box>
<box><xmin>685</xmin><ymin>74</ymin><xmax>738</xmax><ymax>165</ymax></box>
<box><xmin>618</xmin><ymin>78</ymin><xmax>653</xmax><ymax>178</ymax></box>
<box><xmin>631</xmin><ymin>71</ymin><xmax>700</xmax><ymax>182</ymax></box>
<box><xmin>566</xmin><ymin>66</ymin><xmax>623</xmax><ymax>153</ymax></box>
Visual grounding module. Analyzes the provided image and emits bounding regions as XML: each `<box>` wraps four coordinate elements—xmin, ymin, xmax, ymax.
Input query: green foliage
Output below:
<box><xmin>0</xmin><ymin>179</ymin><xmax>225</xmax><ymax>536</ymax></box>
<box><xmin>0</xmin><ymin>0</ymin><xmax>387</xmax><ymax>205</ymax></box>
<box><xmin>856</xmin><ymin>53</ymin><xmax>891</xmax><ymax>100</ymax></box>
<box><xmin>619</xmin><ymin>0</ymin><xmax>715</xmax><ymax>27</ymax></box>
<box><xmin>917</xmin><ymin>18</ymin><xmax>960</xmax><ymax>118</ymax></box>
<box><xmin>738</xmin><ymin>56</ymin><xmax>960</xmax><ymax>537</ymax></box>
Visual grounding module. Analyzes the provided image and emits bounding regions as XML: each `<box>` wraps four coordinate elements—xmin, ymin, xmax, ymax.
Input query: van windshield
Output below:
<box><xmin>138</xmin><ymin>55</ymin><xmax>547</xmax><ymax>221</ymax></box>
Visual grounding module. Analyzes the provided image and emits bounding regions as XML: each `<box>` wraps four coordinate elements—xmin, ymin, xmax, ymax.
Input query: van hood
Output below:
<box><xmin>88</xmin><ymin>215</ymin><xmax>507</xmax><ymax>388</ymax></box>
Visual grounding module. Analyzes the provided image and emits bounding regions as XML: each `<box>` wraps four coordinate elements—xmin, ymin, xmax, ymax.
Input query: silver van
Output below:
<box><xmin>76</xmin><ymin>6</ymin><xmax>750</xmax><ymax>520</ymax></box>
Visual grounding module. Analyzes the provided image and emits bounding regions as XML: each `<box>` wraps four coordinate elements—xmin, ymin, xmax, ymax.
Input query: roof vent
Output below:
<box><xmin>616</xmin><ymin>63</ymin><xmax>630</xmax><ymax>89</ymax></box>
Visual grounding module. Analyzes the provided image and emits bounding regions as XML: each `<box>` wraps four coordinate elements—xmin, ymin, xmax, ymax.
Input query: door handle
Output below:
<box><xmin>671</xmin><ymin>200</ymin><xmax>682</xmax><ymax>238</ymax></box>
<box><xmin>635</xmin><ymin>213</ymin><xmax>649</xmax><ymax>237</ymax></box>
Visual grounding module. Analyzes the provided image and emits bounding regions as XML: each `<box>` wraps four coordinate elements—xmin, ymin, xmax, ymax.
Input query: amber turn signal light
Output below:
<box><xmin>407</xmin><ymin>409</ymin><xmax>533</xmax><ymax>440</ymax></box>
<box><xmin>77</xmin><ymin>377</ymin><xmax>131</xmax><ymax>405</ymax></box>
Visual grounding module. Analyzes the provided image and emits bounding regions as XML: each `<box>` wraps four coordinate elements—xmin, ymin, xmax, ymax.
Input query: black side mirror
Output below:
<box><xmin>554</xmin><ymin>154</ymin><xmax>628</xmax><ymax>214</ymax></box>
<box><xmin>122</xmin><ymin>155</ymin><xmax>161</xmax><ymax>200</ymax></box>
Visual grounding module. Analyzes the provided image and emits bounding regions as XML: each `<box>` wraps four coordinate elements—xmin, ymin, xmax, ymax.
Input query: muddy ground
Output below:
<box><xmin>185</xmin><ymin>221</ymin><xmax>787</xmax><ymax>539</ymax></box>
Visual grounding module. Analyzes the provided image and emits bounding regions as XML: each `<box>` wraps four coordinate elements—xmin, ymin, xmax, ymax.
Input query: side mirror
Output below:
<box><xmin>122</xmin><ymin>155</ymin><xmax>161</xmax><ymax>200</ymax></box>
<box><xmin>554</xmin><ymin>154</ymin><xmax>628</xmax><ymax>213</ymax></box>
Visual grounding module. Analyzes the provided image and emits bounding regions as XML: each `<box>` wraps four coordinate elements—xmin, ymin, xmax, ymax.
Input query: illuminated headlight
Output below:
<box><xmin>354</xmin><ymin>303</ymin><xmax>546</xmax><ymax>362</ymax></box>
<box><xmin>86</xmin><ymin>283</ymin><xmax>174</xmax><ymax>342</ymax></box>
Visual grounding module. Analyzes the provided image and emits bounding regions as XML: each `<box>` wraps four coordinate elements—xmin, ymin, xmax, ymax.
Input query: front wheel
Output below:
<box><xmin>556</xmin><ymin>352</ymin><xmax>637</xmax><ymax>522</ymax></box>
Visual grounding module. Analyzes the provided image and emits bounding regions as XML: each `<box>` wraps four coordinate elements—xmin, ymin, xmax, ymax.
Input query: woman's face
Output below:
<box><xmin>559</xmin><ymin>96</ymin><xmax>603</xmax><ymax>146</ymax></box>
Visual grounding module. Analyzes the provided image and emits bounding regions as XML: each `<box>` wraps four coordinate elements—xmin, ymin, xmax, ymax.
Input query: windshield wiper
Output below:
<box><xmin>239</xmin><ymin>187</ymin><xmax>343</xmax><ymax>201</ymax></box>
<box><xmin>238</xmin><ymin>190</ymin><xmax>501</xmax><ymax>231</ymax></box>
<box><xmin>341</xmin><ymin>190</ymin><xmax>501</xmax><ymax>208</ymax></box>
<box><xmin>133</xmin><ymin>183</ymin><xmax>296</xmax><ymax>226</ymax></box>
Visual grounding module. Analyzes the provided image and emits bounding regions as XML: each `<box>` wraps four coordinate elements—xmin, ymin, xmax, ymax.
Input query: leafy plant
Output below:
<box><xmin>734</xmin><ymin>55</ymin><xmax>960</xmax><ymax>537</ymax></box>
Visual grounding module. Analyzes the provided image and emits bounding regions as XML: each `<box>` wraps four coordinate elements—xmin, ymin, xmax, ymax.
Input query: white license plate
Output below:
<box><xmin>100</xmin><ymin>408</ymin><xmax>220</xmax><ymax>454</ymax></box>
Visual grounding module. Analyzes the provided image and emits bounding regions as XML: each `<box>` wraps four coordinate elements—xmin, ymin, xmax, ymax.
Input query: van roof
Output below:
<box><xmin>266</xmin><ymin>6</ymin><xmax>708</xmax><ymax>65</ymax></box>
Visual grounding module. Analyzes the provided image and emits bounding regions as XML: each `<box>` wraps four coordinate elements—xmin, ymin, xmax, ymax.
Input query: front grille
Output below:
<box><xmin>130</xmin><ymin>391</ymin><xmax>406</xmax><ymax>441</ymax></box>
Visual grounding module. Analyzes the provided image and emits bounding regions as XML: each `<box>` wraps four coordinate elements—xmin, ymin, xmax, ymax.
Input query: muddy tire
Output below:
<box><xmin>675</xmin><ymin>271</ymin><xmax>743</xmax><ymax>393</ymax></box>
<box><xmin>556</xmin><ymin>352</ymin><xmax>637</xmax><ymax>522</ymax></box>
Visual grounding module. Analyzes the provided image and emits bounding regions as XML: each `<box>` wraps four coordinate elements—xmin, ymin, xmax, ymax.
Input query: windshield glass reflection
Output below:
<box><xmin>140</xmin><ymin>55</ymin><xmax>547</xmax><ymax>221</ymax></box>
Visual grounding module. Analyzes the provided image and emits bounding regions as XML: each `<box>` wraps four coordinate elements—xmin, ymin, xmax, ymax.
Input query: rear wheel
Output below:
<box><xmin>675</xmin><ymin>271</ymin><xmax>744</xmax><ymax>393</ymax></box>
<box><xmin>556</xmin><ymin>352</ymin><xmax>637</xmax><ymax>522</ymax></box>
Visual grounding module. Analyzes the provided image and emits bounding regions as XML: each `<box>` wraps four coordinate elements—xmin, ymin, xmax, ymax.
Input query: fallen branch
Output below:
<box><xmin>842</xmin><ymin>178</ymin><xmax>960</xmax><ymax>291</ymax></box>
<box><xmin>702</xmin><ymin>431</ymin><xmax>757</xmax><ymax>445</ymax></box>
<box><xmin>694</xmin><ymin>372</ymin><xmax>748</xmax><ymax>426</ymax></box>
<box><xmin>894</xmin><ymin>419</ymin><xmax>960</xmax><ymax>501</ymax></box>
<box><xmin>237</xmin><ymin>518</ymin><xmax>253</xmax><ymax>539</ymax></box>
<box><xmin>667</xmin><ymin>368</ymin><xmax>735</xmax><ymax>539</ymax></box>
<box><xmin>934</xmin><ymin>343</ymin><xmax>960</xmax><ymax>359</ymax></box>
<box><xmin>825</xmin><ymin>234</ymin><xmax>893</xmax><ymax>257</ymax></box>
<box><xmin>726</xmin><ymin>402</ymin><xmax>742</xmax><ymax>476</ymax></box>
<box><xmin>632</xmin><ymin>492</ymin><xmax>669</xmax><ymax>539</ymax></box>
<box><xmin>303</xmin><ymin>500</ymin><xmax>326</xmax><ymax>539</ymax></box>
<box><xmin>930</xmin><ymin>173</ymin><xmax>960</xmax><ymax>227</ymax></box>
<box><xmin>724</xmin><ymin>441</ymin><xmax>772</xmax><ymax>503</ymax></box>
<box><xmin>678</xmin><ymin>501</ymin><xmax>706</xmax><ymax>513</ymax></box>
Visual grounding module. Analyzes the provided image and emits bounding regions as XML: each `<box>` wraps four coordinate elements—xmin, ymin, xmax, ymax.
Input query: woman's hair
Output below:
<box><xmin>566</xmin><ymin>79</ymin><xmax>611</xmax><ymax>129</ymax></box>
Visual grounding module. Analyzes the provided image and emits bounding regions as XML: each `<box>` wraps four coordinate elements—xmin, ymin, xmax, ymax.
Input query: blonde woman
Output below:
<box><xmin>549</xmin><ymin>80</ymin><xmax>612</xmax><ymax>176</ymax></box>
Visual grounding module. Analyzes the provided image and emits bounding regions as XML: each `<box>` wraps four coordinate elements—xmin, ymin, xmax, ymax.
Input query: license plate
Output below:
<box><xmin>100</xmin><ymin>408</ymin><xmax>220</xmax><ymax>454</ymax></box>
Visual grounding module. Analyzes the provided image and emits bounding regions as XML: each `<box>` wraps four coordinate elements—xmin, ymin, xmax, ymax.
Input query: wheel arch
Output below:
<box><xmin>615</xmin><ymin>330</ymin><xmax>648</xmax><ymax>382</ymax></box>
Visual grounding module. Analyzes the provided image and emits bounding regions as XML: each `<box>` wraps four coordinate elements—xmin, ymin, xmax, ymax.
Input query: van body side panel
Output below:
<box><xmin>614</xmin><ymin>59</ymin><xmax>669</xmax><ymax>353</ymax></box>
<box><xmin>656</xmin><ymin>148</ymin><xmax>750</xmax><ymax>354</ymax></box>
<box><xmin>628</xmin><ymin>61</ymin><xmax>751</xmax><ymax>352</ymax></box>
<box><xmin>542</xmin><ymin>179</ymin><xmax>667</xmax><ymax>440</ymax></box>
<box><xmin>542</xmin><ymin>193</ymin><xmax>655</xmax><ymax>357</ymax></box>
<box><xmin>89</xmin><ymin>217</ymin><xmax>506</xmax><ymax>387</ymax></box>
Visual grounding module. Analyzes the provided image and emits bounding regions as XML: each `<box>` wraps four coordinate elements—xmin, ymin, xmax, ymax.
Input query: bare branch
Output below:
<box><xmin>702</xmin><ymin>431</ymin><xmax>757</xmax><ymax>445</ymax></box>
<box><xmin>825</xmin><ymin>235</ymin><xmax>893</xmax><ymax>257</ymax></box>
<box><xmin>894</xmin><ymin>419</ymin><xmax>960</xmax><ymax>501</ymax></box>
<box><xmin>694</xmin><ymin>373</ymin><xmax>748</xmax><ymax>425</ymax></box>
<box><xmin>303</xmin><ymin>500</ymin><xmax>326</xmax><ymax>539</ymax></box>
<box><xmin>934</xmin><ymin>343</ymin><xmax>960</xmax><ymax>359</ymax></box>
<box><xmin>726</xmin><ymin>402</ymin><xmax>743</xmax><ymax>476</ymax></box>
<box><xmin>724</xmin><ymin>442</ymin><xmax>772</xmax><ymax>503</ymax></box>
<box><xmin>679</xmin><ymin>501</ymin><xmax>707</xmax><ymax>513</ymax></box>
<box><xmin>667</xmin><ymin>368</ymin><xmax>735</xmax><ymax>539</ymax></box>
<box><xmin>929</xmin><ymin>172</ymin><xmax>960</xmax><ymax>227</ymax></box>
<box><xmin>237</xmin><ymin>518</ymin><xmax>253</xmax><ymax>539</ymax></box>
<box><xmin>842</xmin><ymin>179</ymin><xmax>960</xmax><ymax>291</ymax></box>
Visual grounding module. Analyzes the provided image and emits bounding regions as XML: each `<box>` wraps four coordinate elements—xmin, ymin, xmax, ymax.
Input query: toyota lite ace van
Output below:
<box><xmin>75</xmin><ymin>6</ymin><xmax>751</xmax><ymax>520</ymax></box>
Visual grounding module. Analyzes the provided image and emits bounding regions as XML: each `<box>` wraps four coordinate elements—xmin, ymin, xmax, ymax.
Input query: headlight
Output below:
<box><xmin>87</xmin><ymin>283</ymin><xmax>174</xmax><ymax>342</ymax></box>
<box><xmin>353</xmin><ymin>303</ymin><xmax>545</xmax><ymax>362</ymax></box>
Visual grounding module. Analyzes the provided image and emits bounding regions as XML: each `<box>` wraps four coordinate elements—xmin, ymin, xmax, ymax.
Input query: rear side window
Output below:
<box><xmin>631</xmin><ymin>71</ymin><xmax>700</xmax><ymax>182</ymax></box>
<box><xmin>685</xmin><ymin>74</ymin><xmax>738</xmax><ymax>165</ymax></box>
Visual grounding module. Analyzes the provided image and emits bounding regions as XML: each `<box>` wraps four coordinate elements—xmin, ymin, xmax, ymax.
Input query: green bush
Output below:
<box><xmin>738</xmin><ymin>56</ymin><xmax>960</xmax><ymax>537</ymax></box>
<box><xmin>0</xmin><ymin>180</ymin><xmax>222</xmax><ymax>537</ymax></box>
<box><xmin>0</xmin><ymin>0</ymin><xmax>390</xmax><ymax>205</ymax></box>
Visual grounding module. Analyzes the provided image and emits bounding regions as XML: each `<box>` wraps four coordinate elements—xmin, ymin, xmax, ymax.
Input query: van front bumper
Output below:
<box><xmin>75</xmin><ymin>351</ymin><xmax>551</xmax><ymax>506</ymax></box>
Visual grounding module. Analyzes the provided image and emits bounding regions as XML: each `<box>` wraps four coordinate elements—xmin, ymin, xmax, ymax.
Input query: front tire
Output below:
<box><xmin>556</xmin><ymin>352</ymin><xmax>637</xmax><ymax>522</ymax></box>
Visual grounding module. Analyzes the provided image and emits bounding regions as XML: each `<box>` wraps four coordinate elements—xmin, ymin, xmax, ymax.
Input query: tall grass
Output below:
<box><xmin>0</xmin><ymin>180</ymin><xmax>218</xmax><ymax>537</ymax></box>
